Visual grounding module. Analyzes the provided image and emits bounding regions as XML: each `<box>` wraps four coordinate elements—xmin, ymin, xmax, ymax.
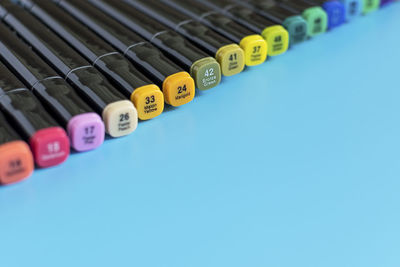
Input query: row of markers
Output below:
<box><xmin>0</xmin><ymin>0</ymin><xmax>397</xmax><ymax>185</ymax></box>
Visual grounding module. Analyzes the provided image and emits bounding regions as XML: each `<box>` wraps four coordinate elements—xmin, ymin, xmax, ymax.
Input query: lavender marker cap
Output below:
<box><xmin>67</xmin><ymin>113</ymin><xmax>105</xmax><ymax>152</ymax></box>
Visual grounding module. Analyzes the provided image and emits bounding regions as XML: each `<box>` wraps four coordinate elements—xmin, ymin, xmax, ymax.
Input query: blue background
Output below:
<box><xmin>1</xmin><ymin>4</ymin><xmax>400</xmax><ymax>267</ymax></box>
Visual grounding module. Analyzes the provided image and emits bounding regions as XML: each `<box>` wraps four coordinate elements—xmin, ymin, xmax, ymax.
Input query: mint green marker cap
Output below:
<box><xmin>283</xmin><ymin>16</ymin><xmax>308</xmax><ymax>45</ymax></box>
<box><xmin>362</xmin><ymin>0</ymin><xmax>380</xmax><ymax>14</ymax></box>
<box><xmin>302</xmin><ymin>7</ymin><xmax>328</xmax><ymax>37</ymax></box>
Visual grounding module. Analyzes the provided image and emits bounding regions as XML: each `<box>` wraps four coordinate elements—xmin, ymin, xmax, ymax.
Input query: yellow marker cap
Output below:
<box><xmin>102</xmin><ymin>100</ymin><xmax>138</xmax><ymax>137</ymax></box>
<box><xmin>216</xmin><ymin>44</ymin><xmax>245</xmax><ymax>77</ymax></box>
<box><xmin>130</xmin><ymin>84</ymin><xmax>164</xmax><ymax>121</ymax></box>
<box><xmin>162</xmin><ymin>72</ymin><xmax>195</xmax><ymax>107</ymax></box>
<box><xmin>239</xmin><ymin>35</ymin><xmax>268</xmax><ymax>67</ymax></box>
<box><xmin>261</xmin><ymin>25</ymin><xmax>289</xmax><ymax>57</ymax></box>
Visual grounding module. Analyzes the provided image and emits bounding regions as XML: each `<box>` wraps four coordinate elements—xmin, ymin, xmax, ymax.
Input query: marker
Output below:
<box><xmin>235</xmin><ymin>0</ymin><xmax>308</xmax><ymax>46</ymax></box>
<box><xmin>380</xmin><ymin>0</ymin><xmax>395</xmax><ymax>6</ymax></box>
<box><xmin>0</xmin><ymin>62</ymin><xmax>69</xmax><ymax>168</ymax></box>
<box><xmin>196</xmin><ymin>0</ymin><xmax>289</xmax><ymax>57</ymax></box>
<box><xmin>157</xmin><ymin>0</ymin><xmax>268</xmax><ymax>66</ymax></box>
<box><xmin>0</xmin><ymin>111</ymin><xmax>34</xmax><ymax>185</ymax></box>
<box><xmin>362</xmin><ymin>0</ymin><xmax>380</xmax><ymax>13</ymax></box>
<box><xmin>51</xmin><ymin>0</ymin><xmax>200</xmax><ymax>106</ymax></box>
<box><xmin>339</xmin><ymin>0</ymin><xmax>363</xmax><ymax>21</ymax></box>
<box><xmin>278</xmin><ymin>0</ymin><xmax>328</xmax><ymax>37</ymax></box>
<box><xmin>16</xmin><ymin>0</ymin><xmax>163</xmax><ymax>120</ymax></box>
<box><xmin>88</xmin><ymin>0</ymin><xmax>217</xmax><ymax>92</ymax></box>
<box><xmin>0</xmin><ymin>20</ymin><xmax>104</xmax><ymax>152</ymax></box>
<box><xmin>300</xmin><ymin>0</ymin><xmax>346</xmax><ymax>29</ymax></box>
<box><xmin>85</xmin><ymin>0</ymin><xmax>244</xmax><ymax>77</ymax></box>
<box><xmin>2</xmin><ymin>3</ymin><xmax>138</xmax><ymax>138</ymax></box>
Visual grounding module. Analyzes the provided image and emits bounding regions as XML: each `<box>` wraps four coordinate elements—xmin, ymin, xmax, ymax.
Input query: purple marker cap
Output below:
<box><xmin>67</xmin><ymin>113</ymin><xmax>105</xmax><ymax>152</ymax></box>
<box><xmin>380</xmin><ymin>0</ymin><xmax>395</xmax><ymax>6</ymax></box>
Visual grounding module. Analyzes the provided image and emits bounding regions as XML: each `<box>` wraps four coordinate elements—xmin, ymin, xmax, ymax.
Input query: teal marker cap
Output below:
<box><xmin>283</xmin><ymin>16</ymin><xmax>308</xmax><ymax>45</ymax></box>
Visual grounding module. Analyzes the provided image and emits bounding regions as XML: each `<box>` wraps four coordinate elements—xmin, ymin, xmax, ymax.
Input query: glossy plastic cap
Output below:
<box><xmin>282</xmin><ymin>16</ymin><xmax>308</xmax><ymax>45</ymax></box>
<box><xmin>102</xmin><ymin>100</ymin><xmax>138</xmax><ymax>138</ymax></box>
<box><xmin>0</xmin><ymin>141</ymin><xmax>34</xmax><ymax>185</ymax></box>
<box><xmin>239</xmin><ymin>35</ymin><xmax>268</xmax><ymax>67</ymax></box>
<box><xmin>29</xmin><ymin>127</ymin><xmax>70</xmax><ymax>168</ymax></box>
<box><xmin>67</xmin><ymin>113</ymin><xmax>105</xmax><ymax>152</ymax></box>
<box><xmin>130</xmin><ymin>84</ymin><xmax>164</xmax><ymax>120</ymax></box>
<box><xmin>162</xmin><ymin>72</ymin><xmax>195</xmax><ymax>107</ymax></box>
<box><xmin>216</xmin><ymin>44</ymin><xmax>245</xmax><ymax>77</ymax></box>
<box><xmin>190</xmin><ymin>57</ymin><xmax>221</xmax><ymax>91</ymax></box>
<box><xmin>261</xmin><ymin>25</ymin><xmax>289</xmax><ymax>57</ymax></box>
<box><xmin>303</xmin><ymin>7</ymin><xmax>328</xmax><ymax>37</ymax></box>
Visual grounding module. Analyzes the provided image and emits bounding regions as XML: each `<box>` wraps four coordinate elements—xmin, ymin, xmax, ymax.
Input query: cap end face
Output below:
<box><xmin>0</xmin><ymin>141</ymin><xmax>34</xmax><ymax>185</ymax></box>
<box><xmin>362</xmin><ymin>0</ymin><xmax>380</xmax><ymax>14</ymax></box>
<box><xmin>323</xmin><ymin>2</ymin><xmax>346</xmax><ymax>29</ymax></box>
<box><xmin>131</xmin><ymin>85</ymin><xmax>164</xmax><ymax>120</ymax></box>
<box><xmin>261</xmin><ymin>25</ymin><xmax>289</xmax><ymax>56</ymax></box>
<box><xmin>163</xmin><ymin>72</ymin><xmax>195</xmax><ymax>107</ymax></box>
<box><xmin>283</xmin><ymin>16</ymin><xmax>308</xmax><ymax>45</ymax></box>
<box><xmin>67</xmin><ymin>113</ymin><xmax>105</xmax><ymax>152</ymax></box>
<box><xmin>216</xmin><ymin>44</ymin><xmax>245</xmax><ymax>77</ymax></box>
<box><xmin>190</xmin><ymin>57</ymin><xmax>221</xmax><ymax>91</ymax></box>
<box><xmin>240</xmin><ymin>35</ymin><xmax>268</xmax><ymax>66</ymax></box>
<box><xmin>303</xmin><ymin>7</ymin><xmax>328</xmax><ymax>37</ymax></box>
<box><xmin>343</xmin><ymin>0</ymin><xmax>363</xmax><ymax>21</ymax></box>
<box><xmin>29</xmin><ymin>127</ymin><xmax>70</xmax><ymax>168</ymax></box>
<box><xmin>103</xmin><ymin>100</ymin><xmax>138</xmax><ymax>138</ymax></box>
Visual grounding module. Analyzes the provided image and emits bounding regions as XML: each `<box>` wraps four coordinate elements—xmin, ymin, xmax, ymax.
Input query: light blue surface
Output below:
<box><xmin>1</xmin><ymin>5</ymin><xmax>400</xmax><ymax>267</ymax></box>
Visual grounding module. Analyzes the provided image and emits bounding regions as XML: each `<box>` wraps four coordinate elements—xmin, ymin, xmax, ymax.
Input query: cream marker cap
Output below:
<box><xmin>102</xmin><ymin>100</ymin><xmax>138</xmax><ymax>137</ymax></box>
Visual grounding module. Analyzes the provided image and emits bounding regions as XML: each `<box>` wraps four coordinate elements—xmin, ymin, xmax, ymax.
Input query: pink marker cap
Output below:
<box><xmin>67</xmin><ymin>113</ymin><xmax>105</xmax><ymax>152</ymax></box>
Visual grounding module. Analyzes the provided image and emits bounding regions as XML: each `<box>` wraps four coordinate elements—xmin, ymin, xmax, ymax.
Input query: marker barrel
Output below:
<box><xmin>234</xmin><ymin>0</ymin><xmax>308</xmax><ymax>45</ymax></box>
<box><xmin>301</xmin><ymin>0</ymin><xmax>346</xmax><ymax>29</ymax></box>
<box><xmin>159</xmin><ymin>0</ymin><xmax>267</xmax><ymax>66</ymax></box>
<box><xmin>0</xmin><ymin>111</ymin><xmax>34</xmax><ymax>185</ymax></box>
<box><xmin>197</xmin><ymin>0</ymin><xmax>289</xmax><ymax>56</ymax></box>
<box><xmin>112</xmin><ymin>0</ymin><xmax>244</xmax><ymax>76</ymax></box>
<box><xmin>278</xmin><ymin>0</ymin><xmax>328</xmax><ymax>37</ymax></box>
<box><xmin>19</xmin><ymin>0</ymin><xmax>163</xmax><ymax>120</ymax></box>
<box><xmin>0</xmin><ymin>63</ymin><xmax>69</xmax><ymax>168</ymax></box>
<box><xmin>0</xmin><ymin>17</ymin><xmax>105</xmax><ymax>151</ymax></box>
<box><xmin>56</xmin><ymin>0</ymin><xmax>186</xmax><ymax>87</ymax></box>
<box><xmin>95</xmin><ymin>0</ymin><xmax>219</xmax><ymax>91</ymax></box>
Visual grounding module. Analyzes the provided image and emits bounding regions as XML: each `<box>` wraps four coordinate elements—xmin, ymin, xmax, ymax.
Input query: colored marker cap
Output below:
<box><xmin>102</xmin><ymin>100</ymin><xmax>138</xmax><ymax>138</ymax></box>
<box><xmin>362</xmin><ymin>0</ymin><xmax>380</xmax><ymax>14</ymax></box>
<box><xmin>239</xmin><ymin>35</ymin><xmax>268</xmax><ymax>67</ymax></box>
<box><xmin>261</xmin><ymin>25</ymin><xmax>289</xmax><ymax>57</ymax></box>
<box><xmin>283</xmin><ymin>16</ymin><xmax>308</xmax><ymax>45</ymax></box>
<box><xmin>215</xmin><ymin>44</ymin><xmax>245</xmax><ymax>77</ymax></box>
<box><xmin>323</xmin><ymin>1</ymin><xmax>346</xmax><ymax>29</ymax></box>
<box><xmin>190</xmin><ymin>57</ymin><xmax>221</xmax><ymax>91</ymax></box>
<box><xmin>67</xmin><ymin>113</ymin><xmax>105</xmax><ymax>152</ymax></box>
<box><xmin>29</xmin><ymin>127</ymin><xmax>70</xmax><ymax>168</ymax></box>
<box><xmin>302</xmin><ymin>7</ymin><xmax>328</xmax><ymax>37</ymax></box>
<box><xmin>130</xmin><ymin>84</ymin><xmax>165</xmax><ymax>121</ymax></box>
<box><xmin>162</xmin><ymin>72</ymin><xmax>195</xmax><ymax>107</ymax></box>
<box><xmin>0</xmin><ymin>141</ymin><xmax>34</xmax><ymax>185</ymax></box>
<box><xmin>342</xmin><ymin>0</ymin><xmax>363</xmax><ymax>21</ymax></box>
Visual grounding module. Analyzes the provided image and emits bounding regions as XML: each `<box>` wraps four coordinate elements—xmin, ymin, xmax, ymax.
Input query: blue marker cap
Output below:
<box><xmin>341</xmin><ymin>0</ymin><xmax>362</xmax><ymax>21</ymax></box>
<box><xmin>322</xmin><ymin>1</ymin><xmax>346</xmax><ymax>29</ymax></box>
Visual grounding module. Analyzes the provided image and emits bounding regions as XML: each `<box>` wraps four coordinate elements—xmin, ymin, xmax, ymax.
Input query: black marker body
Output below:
<box><xmin>158</xmin><ymin>0</ymin><xmax>268</xmax><ymax>66</ymax></box>
<box><xmin>0</xmin><ymin>61</ymin><xmax>70</xmax><ymax>168</ymax></box>
<box><xmin>89</xmin><ymin>0</ymin><xmax>220</xmax><ymax>91</ymax></box>
<box><xmin>2</xmin><ymin>2</ymin><xmax>138</xmax><ymax>137</ymax></box>
<box><xmin>110</xmin><ymin>0</ymin><xmax>244</xmax><ymax>76</ymax></box>
<box><xmin>52</xmin><ymin>0</ymin><xmax>194</xmax><ymax>107</ymax></box>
